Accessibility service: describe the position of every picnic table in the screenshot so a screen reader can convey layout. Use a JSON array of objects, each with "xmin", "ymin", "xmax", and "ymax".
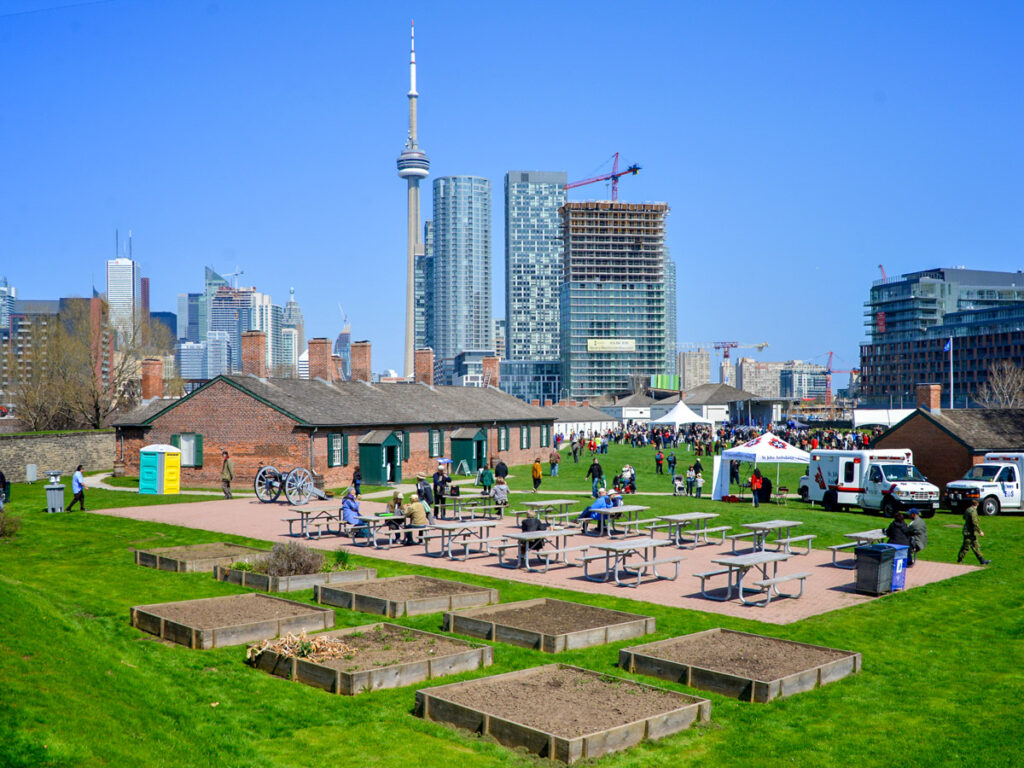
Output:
[
  {"xmin": 356, "ymin": 513, "xmax": 404, "ymax": 549},
  {"xmin": 423, "ymin": 520, "xmax": 500, "ymax": 561},
  {"xmin": 735, "ymin": 519, "xmax": 806, "ymax": 553},
  {"xmin": 522, "ymin": 498, "xmax": 580, "ymax": 517},
  {"xmin": 444, "ymin": 496, "xmax": 503, "ymax": 520},
  {"xmin": 654, "ymin": 512, "xmax": 723, "ymax": 549},
  {"xmin": 828, "ymin": 528, "xmax": 887, "ymax": 568},
  {"xmin": 582, "ymin": 537, "xmax": 681, "ymax": 586},
  {"xmin": 283, "ymin": 502, "xmax": 343, "ymax": 539},
  {"xmin": 499, "ymin": 528, "xmax": 578, "ymax": 572},
  {"xmin": 701, "ymin": 551, "xmax": 806, "ymax": 606},
  {"xmin": 580, "ymin": 504, "xmax": 649, "ymax": 538}
]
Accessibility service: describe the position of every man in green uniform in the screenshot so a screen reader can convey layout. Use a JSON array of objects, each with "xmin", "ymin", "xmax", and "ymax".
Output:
[
  {"xmin": 220, "ymin": 451, "xmax": 234, "ymax": 499},
  {"xmin": 957, "ymin": 499, "xmax": 991, "ymax": 565}
]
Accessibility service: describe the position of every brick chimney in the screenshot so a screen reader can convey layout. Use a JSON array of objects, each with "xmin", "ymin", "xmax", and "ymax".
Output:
[
  {"xmin": 141, "ymin": 358, "xmax": 163, "ymax": 400},
  {"xmin": 482, "ymin": 356, "xmax": 500, "ymax": 387},
  {"xmin": 308, "ymin": 337, "xmax": 333, "ymax": 382},
  {"xmin": 531, "ymin": 399, "xmax": 541, "ymax": 406},
  {"xmin": 916, "ymin": 383, "xmax": 942, "ymax": 412},
  {"xmin": 241, "ymin": 331, "xmax": 268, "ymax": 378},
  {"xmin": 332, "ymin": 355, "xmax": 346, "ymax": 382},
  {"xmin": 415, "ymin": 348, "xmax": 434, "ymax": 385},
  {"xmin": 543, "ymin": 400, "xmax": 552, "ymax": 407},
  {"xmin": 351, "ymin": 341, "xmax": 372, "ymax": 382}
]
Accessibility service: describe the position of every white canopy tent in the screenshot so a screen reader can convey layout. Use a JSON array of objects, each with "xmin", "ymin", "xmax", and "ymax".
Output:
[
  {"xmin": 853, "ymin": 409, "xmax": 914, "ymax": 429},
  {"xmin": 711, "ymin": 432, "xmax": 811, "ymax": 500},
  {"xmin": 650, "ymin": 402, "xmax": 712, "ymax": 427}
]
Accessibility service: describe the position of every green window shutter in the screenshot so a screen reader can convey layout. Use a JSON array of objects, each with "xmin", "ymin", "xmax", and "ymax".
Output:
[
  {"xmin": 428, "ymin": 429, "xmax": 436, "ymax": 457},
  {"xmin": 194, "ymin": 434, "xmax": 204, "ymax": 467},
  {"xmin": 342, "ymin": 434, "xmax": 349, "ymax": 466},
  {"xmin": 439, "ymin": 430, "xmax": 445, "ymax": 457},
  {"xmin": 403, "ymin": 430, "xmax": 411, "ymax": 460},
  {"xmin": 170, "ymin": 434, "xmax": 180, "ymax": 449},
  {"xmin": 503, "ymin": 426, "xmax": 509, "ymax": 451},
  {"xmin": 528, "ymin": 426, "xmax": 532, "ymax": 449},
  {"xmin": 327, "ymin": 433, "xmax": 337, "ymax": 468}
]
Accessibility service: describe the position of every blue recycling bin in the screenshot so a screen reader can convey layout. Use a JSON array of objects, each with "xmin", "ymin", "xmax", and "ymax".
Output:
[{"xmin": 878, "ymin": 543, "xmax": 909, "ymax": 591}]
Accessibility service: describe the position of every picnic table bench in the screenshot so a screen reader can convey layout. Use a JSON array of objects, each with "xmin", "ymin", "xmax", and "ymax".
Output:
[
  {"xmin": 282, "ymin": 504, "xmax": 345, "ymax": 538},
  {"xmin": 700, "ymin": 551, "xmax": 800, "ymax": 607},
  {"xmin": 828, "ymin": 529, "xmax": 886, "ymax": 568}
]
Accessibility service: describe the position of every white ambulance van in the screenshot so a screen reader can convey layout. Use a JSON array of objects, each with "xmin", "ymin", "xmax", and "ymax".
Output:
[
  {"xmin": 945, "ymin": 453, "xmax": 1024, "ymax": 515},
  {"xmin": 798, "ymin": 449, "xmax": 940, "ymax": 517}
]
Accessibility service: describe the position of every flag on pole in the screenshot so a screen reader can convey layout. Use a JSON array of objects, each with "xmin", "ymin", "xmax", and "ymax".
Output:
[{"xmin": 943, "ymin": 338, "xmax": 951, "ymax": 352}]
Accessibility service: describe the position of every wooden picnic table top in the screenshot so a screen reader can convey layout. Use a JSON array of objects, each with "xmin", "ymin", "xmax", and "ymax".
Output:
[
  {"xmin": 657, "ymin": 512, "xmax": 719, "ymax": 522},
  {"xmin": 712, "ymin": 551, "xmax": 791, "ymax": 568},
  {"xmin": 741, "ymin": 519, "xmax": 803, "ymax": 532}
]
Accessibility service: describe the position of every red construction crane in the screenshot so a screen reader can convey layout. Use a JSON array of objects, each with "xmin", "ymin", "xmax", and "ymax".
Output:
[
  {"xmin": 713, "ymin": 341, "xmax": 769, "ymax": 359},
  {"xmin": 825, "ymin": 351, "xmax": 860, "ymax": 406},
  {"xmin": 564, "ymin": 153, "xmax": 641, "ymax": 201},
  {"xmin": 878, "ymin": 264, "xmax": 887, "ymax": 280}
]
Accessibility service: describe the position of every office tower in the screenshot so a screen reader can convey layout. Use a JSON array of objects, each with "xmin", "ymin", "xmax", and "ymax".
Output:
[
  {"xmin": 499, "ymin": 359, "xmax": 562, "ymax": 404},
  {"xmin": 0, "ymin": 277, "xmax": 15, "ymax": 329},
  {"xmin": 209, "ymin": 287, "xmax": 252, "ymax": 371},
  {"xmin": 334, "ymin": 324, "xmax": 352, "ymax": 380},
  {"xmin": 298, "ymin": 348, "xmax": 309, "ymax": 379},
  {"xmin": 414, "ymin": 220, "xmax": 433, "ymax": 349},
  {"xmin": 432, "ymin": 176, "xmax": 493, "ymax": 377},
  {"xmin": 176, "ymin": 292, "xmax": 202, "ymax": 342},
  {"xmin": 679, "ymin": 347, "xmax": 712, "ymax": 389},
  {"xmin": 720, "ymin": 360, "xmax": 735, "ymax": 386},
  {"xmin": 249, "ymin": 291, "xmax": 282, "ymax": 372},
  {"xmin": 206, "ymin": 331, "xmax": 230, "ymax": 378},
  {"xmin": 504, "ymin": 171, "xmax": 567, "ymax": 361},
  {"xmin": 140, "ymin": 277, "xmax": 150, "ymax": 322},
  {"xmin": 664, "ymin": 255, "xmax": 677, "ymax": 375},
  {"xmin": 493, "ymin": 318, "xmax": 506, "ymax": 359},
  {"xmin": 780, "ymin": 364, "xmax": 828, "ymax": 400},
  {"xmin": 396, "ymin": 22, "xmax": 430, "ymax": 378},
  {"xmin": 559, "ymin": 202, "xmax": 670, "ymax": 399},
  {"xmin": 150, "ymin": 311, "xmax": 177, "ymax": 341},
  {"xmin": 106, "ymin": 257, "xmax": 142, "ymax": 344},
  {"xmin": 282, "ymin": 287, "xmax": 305, "ymax": 356},
  {"xmin": 861, "ymin": 267, "xmax": 1024, "ymax": 405},
  {"xmin": 200, "ymin": 267, "xmax": 229, "ymax": 342},
  {"xmin": 176, "ymin": 341, "xmax": 207, "ymax": 379},
  {"xmin": 280, "ymin": 327, "xmax": 299, "ymax": 376}
]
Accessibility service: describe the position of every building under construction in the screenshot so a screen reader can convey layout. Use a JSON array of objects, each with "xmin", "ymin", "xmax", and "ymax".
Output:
[{"xmin": 559, "ymin": 201, "xmax": 673, "ymax": 399}]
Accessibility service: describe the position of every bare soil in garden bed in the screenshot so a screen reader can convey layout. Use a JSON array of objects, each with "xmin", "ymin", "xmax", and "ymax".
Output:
[
  {"xmin": 464, "ymin": 602, "xmax": 639, "ymax": 635},
  {"xmin": 297, "ymin": 625, "xmax": 473, "ymax": 673},
  {"xmin": 140, "ymin": 542, "xmax": 264, "ymax": 560},
  {"xmin": 437, "ymin": 665, "xmax": 689, "ymax": 738},
  {"xmin": 145, "ymin": 593, "xmax": 319, "ymax": 629},
  {"xmin": 651, "ymin": 631, "xmax": 851, "ymax": 680},
  {"xmin": 346, "ymin": 576, "xmax": 483, "ymax": 601}
]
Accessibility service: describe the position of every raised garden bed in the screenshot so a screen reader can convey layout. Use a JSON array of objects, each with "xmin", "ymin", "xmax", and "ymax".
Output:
[
  {"xmin": 131, "ymin": 593, "xmax": 334, "ymax": 649},
  {"xmin": 213, "ymin": 565, "xmax": 377, "ymax": 593},
  {"xmin": 134, "ymin": 542, "xmax": 269, "ymax": 573},
  {"xmin": 249, "ymin": 622, "xmax": 493, "ymax": 695},
  {"xmin": 416, "ymin": 664, "xmax": 710, "ymax": 764},
  {"xmin": 619, "ymin": 628, "xmax": 861, "ymax": 703},
  {"xmin": 444, "ymin": 598, "xmax": 655, "ymax": 653},
  {"xmin": 314, "ymin": 575, "xmax": 498, "ymax": 617}
]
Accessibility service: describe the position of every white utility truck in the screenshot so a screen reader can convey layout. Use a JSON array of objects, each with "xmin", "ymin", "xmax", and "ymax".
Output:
[
  {"xmin": 798, "ymin": 449, "xmax": 940, "ymax": 517},
  {"xmin": 945, "ymin": 453, "xmax": 1024, "ymax": 516}
]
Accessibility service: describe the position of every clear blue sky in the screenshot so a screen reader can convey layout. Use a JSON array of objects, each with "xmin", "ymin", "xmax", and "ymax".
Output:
[{"xmin": 2, "ymin": 1, "xmax": 1022, "ymax": 380}]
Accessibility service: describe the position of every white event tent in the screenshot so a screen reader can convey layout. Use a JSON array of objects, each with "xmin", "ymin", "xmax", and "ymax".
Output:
[
  {"xmin": 650, "ymin": 402, "xmax": 712, "ymax": 427},
  {"xmin": 711, "ymin": 432, "xmax": 811, "ymax": 500}
]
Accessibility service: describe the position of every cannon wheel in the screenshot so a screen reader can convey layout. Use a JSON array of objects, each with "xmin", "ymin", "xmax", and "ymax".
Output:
[
  {"xmin": 285, "ymin": 467, "xmax": 315, "ymax": 505},
  {"xmin": 254, "ymin": 465, "xmax": 283, "ymax": 503}
]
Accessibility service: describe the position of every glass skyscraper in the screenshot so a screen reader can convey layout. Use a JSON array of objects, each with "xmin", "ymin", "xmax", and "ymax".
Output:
[
  {"xmin": 106, "ymin": 257, "xmax": 141, "ymax": 345},
  {"xmin": 504, "ymin": 171, "xmax": 566, "ymax": 361},
  {"xmin": 414, "ymin": 220, "xmax": 433, "ymax": 350},
  {"xmin": 431, "ymin": 176, "xmax": 492, "ymax": 367}
]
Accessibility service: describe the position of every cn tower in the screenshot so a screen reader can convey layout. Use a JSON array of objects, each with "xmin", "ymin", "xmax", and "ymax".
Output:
[{"xmin": 396, "ymin": 21, "xmax": 429, "ymax": 379}]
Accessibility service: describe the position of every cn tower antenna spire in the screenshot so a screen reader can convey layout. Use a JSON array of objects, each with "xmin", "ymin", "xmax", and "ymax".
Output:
[{"xmin": 397, "ymin": 21, "xmax": 430, "ymax": 379}]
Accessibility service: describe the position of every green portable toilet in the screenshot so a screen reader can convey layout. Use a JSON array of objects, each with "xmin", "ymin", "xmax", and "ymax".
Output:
[
  {"xmin": 357, "ymin": 431, "xmax": 403, "ymax": 485},
  {"xmin": 139, "ymin": 444, "xmax": 181, "ymax": 495},
  {"xmin": 449, "ymin": 428, "xmax": 487, "ymax": 476}
]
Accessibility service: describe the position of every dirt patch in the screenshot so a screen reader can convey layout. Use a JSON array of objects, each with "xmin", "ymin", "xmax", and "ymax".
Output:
[
  {"xmin": 304, "ymin": 625, "xmax": 473, "ymax": 673},
  {"xmin": 437, "ymin": 665, "xmax": 691, "ymax": 739},
  {"xmin": 143, "ymin": 593, "xmax": 320, "ymax": 629},
  {"xmin": 649, "ymin": 630, "xmax": 850, "ymax": 680},
  {"xmin": 464, "ymin": 601, "xmax": 638, "ymax": 636},
  {"xmin": 346, "ymin": 576, "xmax": 482, "ymax": 601},
  {"xmin": 142, "ymin": 542, "xmax": 261, "ymax": 560}
]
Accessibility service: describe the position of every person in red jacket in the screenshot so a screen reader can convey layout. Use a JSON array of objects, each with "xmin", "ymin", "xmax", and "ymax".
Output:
[{"xmin": 750, "ymin": 468, "xmax": 763, "ymax": 508}]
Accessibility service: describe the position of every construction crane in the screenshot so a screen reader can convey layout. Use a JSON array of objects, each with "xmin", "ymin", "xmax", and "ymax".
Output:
[
  {"xmin": 824, "ymin": 351, "xmax": 860, "ymax": 406},
  {"xmin": 878, "ymin": 264, "xmax": 887, "ymax": 281},
  {"xmin": 564, "ymin": 153, "xmax": 641, "ymax": 201},
  {"xmin": 221, "ymin": 266, "xmax": 244, "ymax": 290},
  {"xmin": 713, "ymin": 341, "xmax": 769, "ymax": 359}
]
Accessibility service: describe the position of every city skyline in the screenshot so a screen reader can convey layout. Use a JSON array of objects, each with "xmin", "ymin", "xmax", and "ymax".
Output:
[{"xmin": 3, "ymin": 2, "xmax": 1023, "ymax": 378}]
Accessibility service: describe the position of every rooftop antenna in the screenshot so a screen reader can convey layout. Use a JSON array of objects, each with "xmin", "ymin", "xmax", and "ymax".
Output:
[
  {"xmin": 338, "ymin": 303, "xmax": 349, "ymax": 325},
  {"xmin": 115, "ymin": 228, "xmax": 119, "ymax": 258},
  {"xmin": 128, "ymin": 229, "xmax": 133, "ymax": 259}
]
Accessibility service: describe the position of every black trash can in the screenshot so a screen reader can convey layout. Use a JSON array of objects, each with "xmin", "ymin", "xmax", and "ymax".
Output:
[{"xmin": 855, "ymin": 543, "xmax": 896, "ymax": 595}]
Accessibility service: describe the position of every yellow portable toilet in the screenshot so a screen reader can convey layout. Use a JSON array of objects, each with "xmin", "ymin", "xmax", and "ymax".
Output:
[{"xmin": 139, "ymin": 444, "xmax": 181, "ymax": 495}]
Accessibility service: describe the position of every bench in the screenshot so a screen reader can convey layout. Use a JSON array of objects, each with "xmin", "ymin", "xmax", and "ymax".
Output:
[
  {"xmin": 726, "ymin": 531, "xmax": 758, "ymax": 553},
  {"xmin": 771, "ymin": 534, "xmax": 817, "ymax": 555},
  {"xmin": 828, "ymin": 541, "xmax": 859, "ymax": 569},
  {"xmin": 581, "ymin": 553, "xmax": 611, "ymax": 581},
  {"xmin": 615, "ymin": 554, "xmax": 686, "ymax": 587},
  {"xmin": 636, "ymin": 521, "xmax": 676, "ymax": 538},
  {"xmin": 750, "ymin": 571, "xmax": 810, "ymax": 604},
  {"xmin": 422, "ymin": 530, "xmax": 472, "ymax": 558},
  {"xmin": 677, "ymin": 525, "xmax": 732, "ymax": 548},
  {"xmin": 693, "ymin": 568, "xmax": 733, "ymax": 599}
]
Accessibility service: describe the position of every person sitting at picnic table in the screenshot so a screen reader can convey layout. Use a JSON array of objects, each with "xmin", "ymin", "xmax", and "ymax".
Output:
[
  {"xmin": 608, "ymin": 490, "xmax": 624, "ymax": 507},
  {"xmin": 907, "ymin": 507, "xmax": 927, "ymax": 566},
  {"xmin": 491, "ymin": 477, "xmax": 509, "ymax": 510},
  {"xmin": 384, "ymin": 492, "xmax": 406, "ymax": 530},
  {"xmin": 479, "ymin": 464, "xmax": 494, "ymax": 496},
  {"xmin": 403, "ymin": 494, "xmax": 431, "ymax": 545},
  {"xmin": 576, "ymin": 489, "xmax": 614, "ymax": 522},
  {"xmin": 342, "ymin": 489, "xmax": 370, "ymax": 538},
  {"xmin": 885, "ymin": 510, "xmax": 912, "ymax": 547},
  {"xmin": 519, "ymin": 509, "xmax": 548, "ymax": 555}
]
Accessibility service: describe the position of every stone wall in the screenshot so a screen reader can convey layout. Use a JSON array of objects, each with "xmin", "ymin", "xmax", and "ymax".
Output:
[{"xmin": 0, "ymin": 430, "xmax": 115, "ymax": 481}]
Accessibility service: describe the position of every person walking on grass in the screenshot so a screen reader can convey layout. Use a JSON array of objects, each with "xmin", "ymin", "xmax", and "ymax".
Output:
[
  {"xmin": 957, "ymin": 499, "xmax": 991, "ymax": 565},
  {"xmin": 549, "ymin": 449, "xmax": 561, "ymax": 477},
  {"xmin": 479, "ymin": 464, "xmax": 494, "ymax": 495},
  {"xmin": 750, "ymin": 468, "xmax": 763, "ymax": 508},
  {"xmin": 531, "ymin": 458, "xmax": 543, "ymax": 492},
  {"xmin": 655, "ymin": 449, "xmax": 664, "ymax": 475},
  {"xmin": 586, "ymin": 458, "xmax": 604, "ymax": 498},
  {"xmin": 67, "ymin": 464, "xmax": 86, "ymax": 511},
  {"xmin": 220, "ymin": 451, "xmax": 234, "ymax": 499},
  {"xmin": 695, "ymin": 471, "xmax": 705, "ymax": 498}
]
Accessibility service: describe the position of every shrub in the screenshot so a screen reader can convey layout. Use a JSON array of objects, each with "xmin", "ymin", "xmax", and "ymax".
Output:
[
  {"xmin": 326, "ymin": 548, "xmax": 352, "ymax": 572},
  {"xmin": 0, "ymin": 511, "xmax": 21, "ymax": 540},
  {"xmin": 230, "ymin": 560, "xmax": 255, "ymax": 572},
  {"xmin": 253, "ymin": 542, "xmax": 324, "ymax": 577}
]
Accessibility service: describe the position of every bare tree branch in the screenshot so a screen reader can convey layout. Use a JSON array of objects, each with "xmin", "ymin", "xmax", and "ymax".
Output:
[{"xmin": 974, "ymin": 360, "xmax": 1024, "ymax": 408}]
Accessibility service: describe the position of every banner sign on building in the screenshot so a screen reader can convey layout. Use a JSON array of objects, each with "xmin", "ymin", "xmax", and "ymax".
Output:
[
  {"xmin": 587, "ymin": 338, "xmax": 636, "ymax": 352},
  {"xmin": 876, "ymin": 312, "xmax": 886, "ymax": 334}
]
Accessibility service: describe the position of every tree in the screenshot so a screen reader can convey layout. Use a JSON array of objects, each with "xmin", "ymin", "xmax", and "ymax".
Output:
[{"xmin": 974, "ymin": 360, "xmax": 1024, "ymax": 408}]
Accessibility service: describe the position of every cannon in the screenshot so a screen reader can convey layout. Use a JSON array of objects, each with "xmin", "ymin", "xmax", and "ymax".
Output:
[{"xmin": 253, "ymin": 465, "xmax": 327, "ymax": 505}]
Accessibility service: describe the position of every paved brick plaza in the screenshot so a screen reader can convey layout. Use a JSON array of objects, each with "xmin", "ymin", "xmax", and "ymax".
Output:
[{"xmin": 94, "ymin": 497, "xmax": 977, "ymax": 625}]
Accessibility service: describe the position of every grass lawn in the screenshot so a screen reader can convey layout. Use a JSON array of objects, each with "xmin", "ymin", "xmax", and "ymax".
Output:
[{"xmin": 1, "ymin": 462, "xmax": 1021, "ymax": 768}]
